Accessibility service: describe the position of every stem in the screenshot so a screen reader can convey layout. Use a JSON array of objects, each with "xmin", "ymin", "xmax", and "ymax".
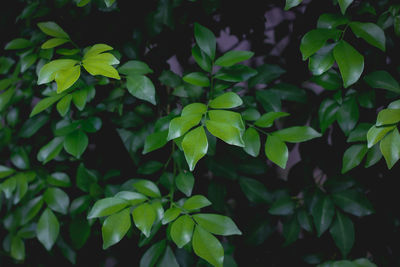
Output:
[{"xmin": 247, "ymin": 122, "xmax": 270, "ymax": 136}]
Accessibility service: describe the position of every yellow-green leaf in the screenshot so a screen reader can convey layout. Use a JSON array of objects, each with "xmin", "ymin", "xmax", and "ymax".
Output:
[
  {"xmin": 55, "ymin": 65, "xmax": 81, "ymax": 93},
  {"xmin": 41, "ymin": 38, "xmax": 69, "ymax": 49},
  {"xmin": 182, "ymin": 126, "xmax": 208, "ymax": 171}
]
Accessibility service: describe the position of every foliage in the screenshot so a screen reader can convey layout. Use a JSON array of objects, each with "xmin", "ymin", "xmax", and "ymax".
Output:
[{"xmin": 1, "ymin": 0, "xmax": 400, "ymax": 266}]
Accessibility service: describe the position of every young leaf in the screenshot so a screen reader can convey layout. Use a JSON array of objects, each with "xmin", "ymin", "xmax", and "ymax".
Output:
[
  {"xmin": 56, "ymin": 94, "xmax": 72, "ymax": 116},
  {"xmin": 312, "ymin": 195, "xmax": 335, "ymax": 237},
  {"xmin": 194, "ymin": 23, "xmax": 216, "ymax": 60},
  {"xmin": 38, "ymin": 59, "xmax": 78, "ymax": 85},
  {"xmin": 349, "ymin": 22, "xmax": 385, "ymax": 51},
  {"xmin": 162, "ymin": 208, "xmax": 181, "ymax": 225},
  {"xmin": 83, "ymin": 44, "xmax": 113, "ymax": 58},
  {"xmin": 243, "ymin": 127, "xmax": 261, "ymax": 157},
  {"xmin": 376, "ymin": 109, "xmax": 400, "ymax": 126},
  {"xmin": 193, "ymin": 214, "xmax": 242, "ymax": 236},
  {"xmin": 126, "ymin": 74, "xmax": 156, "ymax": 105},
  {"xmin": 215, "ymin": 50, "xmax": 254, "ymax": 67},
  {"xmin": 171, "ymin": 215, "xmax": 195, "ymax": 248},
  {"xmin": 209, "ymin": 92, "xmax": 243, "ymax": 109},
  {"xmin": 338, "ymin": 0, "xmax": 354, "ymax": 14},
  {"xmin": 37, "ymin": 21, "xmax": 70, "ymax": 39},
  {"xmin": 329, "ymin": 211, "xmax": 355, "ymax": 257},
  {"xmin": 333, "ymin": 40, "xmax": 364, "ymax": 88},
  {"xmin": 41, "ymin": 38, "xmax": 69, "ymax": 49},
  {"xmin": 36, "ymin": 208, "xmax": 60, "ymax": 251},
  {"xmin": 132, "ymin": 180, "xmax": 161, "ymax": 198},
  {"xmin": 367, "ymin": 125, "xmax": 395, "ymax": 148},
  {"xmin": 182, "ymin": 126, "xmax": 208, "ymax": 171},
  {"xmin": 132, "ymin": 203, "xmax": 156, "ymax": 237},
  {"xmin": 332, "ymin": 189, "xmax": 374, "ymax": 217},
  {"xmin": 341, "ymin": 144, "xmax": 368, "ymax": 173},
  {"xmin": 183, "ymin": 72, "xmax": 210, "ymax": 87},
  {"xmin": 167, "ymin": 114, "xmax": 202, "ymax": 140},
  {"xmin": 182, "ymin": 195, "xmax": 212, "ymax": 211},
  {"xmin": 83, "ymin": 58, "xmax": 120, "ymax": 80},
  {"xmin": 254, "ymin": 112, "xmax": 290, "ymax": 128},
  {"xmin": 63, "ymin": 130, "xmax": 88, "ymax": 158},
  {"xmin": 364, "ymin": 71, "xmax": 400, "ymax": 94},
  {"xmin": 37, "ymin": 137, "xmax": 65, "ymax": 164},
  {"xmin": 265, "ymin": 135, "xmax": 288, "ymax": 169},
  {"xmin": 192, "ymin": 226, "xmax": 224, "ymax": 267},
  {"xmin": 380, "ymin": 127, "xmax": 400, "ymax": 169},
  {"xmin": 181, "ymin": 103, "xmax": 208, "ymax": 116},
  {"xmin": 214, "ymin": 65, "xmax": 257, "ymax": 82},
  {"xmin": 273, "ymin": 126, "xmax": 321, "ymax": 143},
  {"xmin": 55, "ymin": 65, "xmax": 81, "ymax": 93},
  {"xmin": 102, "ymin": 208, "xmax": 131, "ymax": 249},
  {"xmin": 87, "ymin": 197, "xmax": 129, "ymax": 219},
  {"xmin": 175, "ymin": 171, "xmax": 195, "ymax": 197}
]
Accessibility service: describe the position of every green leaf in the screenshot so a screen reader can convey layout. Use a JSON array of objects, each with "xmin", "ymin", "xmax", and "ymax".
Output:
[
  {"xmin": 171, "ymin": 215, "xmax": 195, "ymax": 248},
  {"xmin": 342, "ymin": 144, "xmax": 368, "ymax": 173},
  {"xmin": 194, "ymin": 23, "xmax": 216, "ymax": 60},
  {"xmin": 0, "ymin": 165, "xmax": 15, "ymax": 179},
  {"xmin": 72, "ymin": 88, "xmax": 88, "ymax": 111},
  {"xmin": 265, "ymin": 134, "xmax": 288, "ymax": 168},
  {"xmin": 83, "ymin": 58, "xmax": 120, "ymax": 80},
  {"xmin": 192, "ymin": 45, "xmax": 212, "ymax": 72},
  {"xmin": 329, "ymin": 211, "xmax": 355, "ymax": 257},
  {"xmin": 55, "ymin": 65, "xmax": 81, "ymax": 93},
  {"xmin": 214, "ymin": 65, "xmax": 257, "ymax": 82},
  {"xmin": 338, "ymin": 0, "xmax": 354, "ymax": 14},
  {"xmin": 215, "ymin": 50, "xmax": 254, "ymax": 67},
  {"xmin": 254, "ymin": 112, "xmax": 290, "ymax": 128},
  {"xmin": 273, "ymin": 126, "xmax": 321, "ymax": 143},
  {"xmin": 283, "ymin": 216, "xmax": 300, "ymax": 246},
  {"xmin": 311, "ymin": 69, "xmax": 342, "ymax": 91},
  {"xmin": 83, "ymin": 44, "xmax": 112, "ymax": 58},
  {"xmin": 5, "ymin": 38, "xmax": 33, "ymax": 50},
  {"xmin": 132, "ymin": 203, "xmax": 156, "ymax": 237},
  {"xmin": 114, "ymin": 191, "xmax": 148, "ymax": 205},
  {"xmin": 104, "ymin": 0, "xmax": 116, "ymax": 7},
  {"xmin": 367, "ymin": 125, "xmax": 395, "ymax": 148},
  {"xmin": 37, "ymin": 59, "xmax": 78, "ymax": 85},
  {"xmin": 349, "ymin": 22, "xmax": 385, "ymax": 51},
  {"xmin": 63, "ymin": 130, "xmax": 88, "ymax": 158},
  {"xmin": 248, "ymin": 64, "xmax": 285, "ymax": 87},
  {"xmin": 132, "ymin": 179, "xmax": 161, "ymax": 198},
  {"xmin": 182, "ymin": 195, "xmax": 212, "ymax": 211},
  {"xmin": 19, "ymin": 114, "xmax": 49, "ymax": 138},
  {"xmin": 21, "ymin": 53, "xmax": 38, "ymax": 73},
  {"xmin": 193, "ymin": 214, "xmax": 241, "ymax": 236},
  {"xmin": 44, "ymin": 187, "xmax": 70, "ymax": 214},
  {"xmin": 206, "ymin": 120, "xmax": 244, "ymax": 147},
  {"xmin": 332, "ymin": 189, "xmax": 374, "ymax": 217},
  {"xmin": 309, "ymin": 49, "xmax": 335, "ymax": 76},
  {"xmin": 56, "ymin": 94, "xmax": 72, "ymax": 116},
  {"xmin": 333, "ymin": 40, "xmax": 364, "ymax": 88},
  {"xmin": 36, "ymin": 208, "xmax": 60, "ymax": 251},
  {"xmin": 300, "ymin": 29, "xmax": 339, "ymax": 60},
  {"xmin": 87, "ymin": 197, "xmax": 129, "ymax": 219},
  {"xmin": 268, "ymin": 196, "xmax": 295, "ymax": 215},
  {"xmin": 167, "ymin": 114, "xmax": 202, "ymax": 140},
  {"xmin": 243, "ymin": 127, "xmax": 261, "ymax": 157},
  {"xmin": 137, "ymin": 161, "xmax": 163, "ymax": 175},
  {"xmin": 380, "ymin": 127, "xmax": 400, "ymax": 169},
  {"xmin": 183, "ymin": 72, "xmax": 210, "ymax": 87},
  {"xmin": 30, "ymin": 94, "xmax": 64, "ymax": 117},
  {"xmin": 176, "ymin": 171, "xmax": 195, "ymax": 197},
  {"xmin": 182, "ymin": 126, "xmax": 208, "ymax": 171},
  {"xmin": 0, "ymin": 87, "xmax": 15, "ymax": 112},
  {"xmin": 10, "ymin": 147, "xmax": 30, "ymax": 170},
  {"xmin": 317, "ymin": 13, "xmax": 349, "ymax": 29},
  {"xmin": 143, "ymin": 130, "xmax": 168, "ymax": 154},
  {"xmin": 37, "ymin": 21, "xmax": 70, "ymax": 39},
  {"xmin": 284, "ymin": 0, "xmax": 302, "ymax": 10},
  {"xmin": 353, "ymin": 259, "xmax": 377, "ymax": 267},
  {"xmin": 11, "ymin": 236, "xmax": 25, "ymax": 260},
  {"xmin": 118, "ymin": 60, "xmax": 153, "ymax": 76},
  {"xmin": 192, "ymin": 226, "xmax": 224, "ymax": 267},
  {"xmin": 157, "ymin": 246, "xmax": 179, "ymax": 267},
  {"xmin": 162, "ymin": 208, "xmax": 181, "ymax": 225},
  {"xmin": 126, "ymin": 74, "xmax": 156, "ymax": 105},
  {"xmin": 208, "ymin": 110, "xmax": 244, "ymax": 131},
  {"xmin": 37, "ymin": 137, "xmax": 65, "ymax": 164},
  {"xmin": 242, "ymin": 108, "xmax": 261, "ymax": 121},
  {"xmin": 364, "ymin": 71, "xmax": 400, "ymax": 94},
  {"xmin": 48, "ymin": 172, "xmax": 71, "ymax": 187},
  {"xmin": 239, "ymin": 177, "xmax": 272, "ymax": 204},
  {"xmin": 181, "ymin": 103, "xmax": 207, "ymax": 116},
  {"xmin": 41, "ymin": 38, "xmax": 69, "ymax": 49},
  {"xmin": 312, "ymin": 195, "xmax": 335, "ymax": 237},
  {"xmin": 376, "ymin": 109, "xmax": 400, "ymax": 126},
  {"xmin": 297, "ymin": 209, "xmax": 313, "ymax": 232},
  {"xmin": 365, "ymin": 144, "xmax": 382, "ymax": 168},
  {"xmin": 347, "ymin": 123, "xmax": 372, "ymax": 142},
  {"xmin": 139, "ymin": 240, "xmax": 166, "ymax": 267},
  {"xmin": 102, "ymin": 208, "xmax": 131, "ymax": 249},
  {"xmin": 209, "ymin": 92, "xmax": 243, "ymax": 109}
]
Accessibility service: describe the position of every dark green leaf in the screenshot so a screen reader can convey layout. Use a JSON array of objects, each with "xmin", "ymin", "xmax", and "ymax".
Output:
[
  {"xmin": 349, "ymin": 22, "xmax": 385, "ymax": 51},
  {"xmin": 102, "ymin": 208, "xmax": 131, "ymax": 249},
  {"xmin": 309, "ymin": 49, "xmax": 335, "ymax": 76},
  {"xmin": 126, "ymin": 74, "xmax": 156, "ymax": 105},
  {"xmin": 248, "ymin": 64, "xmax": 285, "ymax": 87},
  {"xmin": 332, "ymin": 189, "xmax": 374, "ymax": 217},
  {"xmin": 44, "ymin": 187, "xmax": 70, "ymax": 214},
  {"xmin": 341, "ymin": 144, "xmax": 368, "ymax": 173},
  {"xmin": 194, "ymin": 23, "xmax": 216, "ymax": 59},
  {"xmin": 297, "ymin": 209, "xmax": 313, "ymax": 232},
  {"xmin": 36, "ymin": 208, "xmax": 60, "ymax": 251},
  {"xmin": 5, "ymin": 38, "xmax": 33, "ymax": 50},
  {"xmin": 329, "ymin": 211, "xmax": 355, "ymax": 257},
  {"xmin": 214, "ymin": 65, "xmax": 257, "ymax": 82},
  {"xmin": 192, "ymin": 45, "xmax": 212, "ymax": 72},
  {"xmin": 268, "ymin": 196, "xmax": 295, "ymax": 215},
  {"xmin": 365, "ymin": 144, "xmax": 382, "ymax": 168},
  {"xmin": 215, "ymin": 50, "xmax": 254, "ymax": 67},
  {"xmin": 338, "ymin": 0, "xmax": 354, "ymax": 14},
  {"xmin": 119, "ymin": 60, "xmax": 153, "ymax": 76},
  {"xmin": 255, "ymin": 112, "xmax": 290, "ymax": 128},
  {"xmin": 300, "ymin": 29, "xmax": 339, "ymax": 60},
  {"xmin": 143, "ymin": 130, "xmax": 168, "ymax": 154},
  {"xmin": 63, "ymin": 130, "xmax": 88, "ymax": 158},
  {"xmin": 87, "ymin": 197, "xmax": 128, "ymax": 219},
  {"xmin": 162, "ymin": 207, "xmax": 181, "ymax": 225},
  {"xmin": 347, "ymin": 123, "xmax": 372, "ymax": 142},
  {"xmin": 69, "ymin": 217, "xmax": 90, "ymax": 249},
  {"xmin": 239, "ymin": 177, "xmax": 272, "ymax": 204},
  {"xmin": 10, "ymin": 147, "xmax": 30, "ymax": 170},
  {"xmin": 284, "ymin": 0, "xmax": 302, "ymax": 10},
  {"xmin": 364, "ymin": 71, "xmax": 400, "ymax": 94},
  {"xmin": 312, "ymin": 195, "xmax": 335, "ymax": 236},
  {"xmin": 283, "ymin": 216, "xmax": 300, "ymax": 246},
  {"xmin": 139, "ymin": 240, "xmax": 166, "ymax": 267},
  {"xmin": 37, "ymin": 137, "xmax": 65, "ymax": 164},
  {"xmin": 183, "ymin": 72, "xmax": 210, "ymax": 87},
  {"xmin": 317, "ymin": 13, "xmax": 349, "ymax": 29},
  {"xmin": 157, "ymin": 246, "xmax": 179, "ymax": 267},
  {"xmin": 193, "ymin": 214, "xmax": 242, "ymax": 235},
  {"xmin": 10, "ymin": 236, "xmax": 25, "ymax": 260},
  {"xmin": 0, "ymin": 165, "xmax": 14, "ymax": 179},
  {"xmin": 337, "ymin": 97, "xmax": 359, "ymax": 135}
]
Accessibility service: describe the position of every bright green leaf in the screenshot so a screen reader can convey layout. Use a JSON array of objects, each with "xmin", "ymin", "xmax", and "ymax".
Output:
[
  {"xmin": 215, "ymin": 50, "xmax": 254, "ymax": 67},
  {"xmin": 55, "ymin": 65, "xmax": 81, "ymax": 93},
  {"xmin": 341, "ymin": 144, "xmax": 368, "ymax": 173},
  {"xmin": 192, "ymin": 226, "xmax": 224, "ymax": 267},
  {"xmin": 171, "ymin": 215, "xmax": 195, "ymax": 248},
  {"xmin": 167, "ymin": 114, "xmax": 202, "ymax": 140},
  {"xmin": 41, "ymin": 38, "xmax": 69, "ymax": 49},
  {"xmin": 102, "ymin": 208, "xmax": 131, "ymax": 249},
  {"xmin": 30, "ymin": 94, "xmax": 64, "ymax": 117},
  {"xmin": 349, "ymin": 22, "xmax": 385, "ymax": 51},
  {"xmin": 56, "ymin": 94, "xmax": 72, "ymax": 116},
  {"xmin": 162, "ymin": 208, "xmax": 181, "ymax": 225},
  {"xmin": 11, "ymin": 236, "xmax": 25, "ymax": 260},
  {"xmin": 193, "ymin": 213, "xmax": 242, "ymax": 236},
  {"xmin": 37, "ymin": 59, "xmax": 78, "ymax": 85},
  {"xmin": 143, "ymin": 130, "xmax": 168, "ymax": 154},
  {"xmin": 182, "ymin": 126, "xmax": 208, "ymax": 171},
  {"xmin": 175, "ymin": 171, "xmax": 195, "ymax": 197},
  {"xmin": 182, "ymin": 195, "xmax": 212, "ymax": 211},
  {"xmin": 265, "ymin": 134, "xmax": 288, "ymax": 168},
  {"xmin": 5, "ymin": 38, "xmax": 33, "ymax": 50},
  {"xmin": 205, "ymin": 120, "xmax": 244, "ymax": 147},
  {"xmin": 209, "ymin": 92, "xmax": 243, "ymax": 109},
  {"xmin": 367, "ymin": 125, "xmax": 395, "ymax": 148},
  {"xmin": 132, "ymin": 203, "xmax": 156, "ymax": 237},
  {"xmin": 87, "ymin": 197, "xmax": 128, "ymax": 219},
  {"xmin": 243, "ymin": 127, "xmax": 261, "ymax": 157},
  {"xmin": 37, "ymin": 21, "xmax": 70, "ymax": 39},
  {"xmin": 192, "ymin": 44, "xmax": 212, "ymax": 72},
  {"xmin": 132, "ymin": 179, "xmax": 161, "ymax": 198},
  {"xmin": 273, "ymin": 126, "xmax": 321, "ymax": 143},
  {"xmin": 376, "ymin": 109, "xmax": 400, "ymax": 126}
]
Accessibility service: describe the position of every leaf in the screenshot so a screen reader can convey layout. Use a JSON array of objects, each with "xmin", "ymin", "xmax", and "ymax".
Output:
[
  {"xmin": 4, "ymin": 38, "xmax": 33, "ymax": 50},
  {"xmin": 333, "ymin": 41, "xmax": 364, "ymax": 88},
  {"xmin": 341, "ymin": 144, "xmax": 368, "ymax": 173},
  {"xmin": 182, "ymin": 126, "xmax": 208, "ymax": 171},
  {"xmin": 312, "ymin": 195, "xmax": 335, "ymax": 237},
  {"xmin": 11, "ymin": 236, "xmax": 25, "ymax": 260},
  {"xmin": 376, "ymin": 109, "xmax": 400, "ymax": 126},
  {"xmin": 0, "ymin": 165, "xmax": 15, "ymax": 179},
  {"xmin": 183, "ymin": 72, "xmax": 210, "ymax": 87},
  {"xmin": 206, "ymin": 120, "xmax": 244, "ymax": 147},
  {"xmin": 300, "ymin": 29, "xmax": 339, "ymax": 60},
  {"xmin": 114, "ymin": 191, "xmax": 147, "ymax": 205},
  {"xmin": 56, "ymin": 94, "xmax": 72, "ymax": 116},
  {"xmin": 21, "ymin": 53, "xmax": 38, "ymax": 73},
  {"xmin": 143, "ymin": 130, "xmax": 168, "ymax": 154},
  {"xmin": 162, "ymin": 208, "xmax": 181, "ymax": 225},
  {"xmin": 309, "ymin": 50, "xmax": 335, "ymax": 76},
  {"xmin": 69, "ymin": 217, "xmax": 90, "ymax": 249},
  {"xmin": 181, "ymin": 103, "xmax": 207, "ymax": 116},
  {"xmin": 63, "ymin": 130, "xmax": 88, "ymax": 158},
  {"xmin": 0, "ymin": 87, "xmax": 15, "ymax": 112},
  {"xmin": 118, "ymin": 60, "xmax": 153, "ymax": 76},
  {"xmin": 192, "ymin": 226, "xmax": 224, "ymax": 267},
  {"xmin": 10, "ymin": 147, "xmax": 30, "ymax": 170},
  {"xmin": 36, "ymin": 208, "xmax": 60, "ymax": 251},
  {"xmin": 265, "ymin": 134, "xmax": 288, "ymax": 168},
  {"xmin": 353, "ymin": 259, "xmax": 377, "ymax": 267},
  {"xmin": 332, "ymin": 189, "xmax": 374, "ymax": 217},
  {"xmin": 192, "ymin": 45, "xmax": 212, "ymax": 72},
  {"xmin": 329, "ymin": 211, "xmax": 355, "ymax": 257},
  {"xmin": 242, "ymin": 108, "xmax": 261, "ymax": 121},
  {"xmin": 102, "ymin": 208, "xmax": 131, "ymax": 249},
  {"xmin": 176, "ymin": 171, "xmax": 195, "ymax": 197},
  {"xmin": 72, "ymin": 88, "xmax": 88, "ymax": 111},
  {"xmin": 44, "ymin": 187, "xmax": 70, "ymax": 214},
  {"xmin": 317, "ymin": 13, "xmax": 349, "ymax": 29},
  {"xmin": 215, "ymin": 50, "xmax": 254, "ymax": 67},
  {"xmin": 367, "ymin": 125, "xmax": 395, "ymax": 148},
  {"xmin": 194, "ymin": 23, "xmax": 216, "ymax": 59},
  {"xmin": 137, "ymin": 161, "xmax": 163, "ymax": 175},
  {"xmin": 311, "ymin": 69, "xmax": 342, "ymax": 91},
  {"xmin": 273, "ymin": 126, "xmax": 321, "ymax": 143},
  {"xmin": 254, "ymin": 112, "xmax": 290, "ymax": 128},
  {"xmin": 37, "ymin": 59, "xmax": 78, "ymax": 85},
  {"xmin": 37, "ymin": 137, "xmax": 65, "ymax": 164},
  {"xmin": 30, "ymin": 94, "xmax": 65, "ymax": 117},
  {"xmin": 157, "ymin": 246, "xmax": 179, "ymax": 267},
  {"xmin": 214, "ymin": 65, "xmax": 257, "ymax": 82},
  {"xmin": 208, "ymin": 110, "xmax": 244, "ymax": 131},
  {"xmin": 55, "ymin": 65, "xmax": 81, "ymax": 93},
  {"xmin": 283, "ymin": 217, "xmax": 300, "ymax": 246},
  {"xmin": 239, "ymin": 177, "xmax": 272, "ymax": 204},
  {"xmin": 209, "ymin": 92, "xmax": 243, "ymax": 109},
  {"xmin": 139, "ymin": 240, "xmax": 166, "ymax": 267},
  {"xmin": 193, "ymin": 214, "xmax": 241, "ymax": 236},
  {"xmin": 87, "ymin": 197, "xmax": 129, "ymax": 219},
  {"xmin": 104, "ymin": 0, "xmax": 116, "ymax": 7},
  {"xmin": 347, "ymin": 123, "xmax": 372, "ymax": 142},
  {"xmin": 297, "ymin": 209, "xmax": 313, "ymax": 232},
  {"xmin": 268, "ymin": 196, "xmax": 295, "ymax": 215},
  {"xmin": 365, "ymin": 144, "xmax": 382, "ymax": 168},
  {"xmin": 243, "ymin": 127, "xmax": 261, "ymax": 157},
  {"xmin": 37, "ymin": 21, "xmax": 70, "ymax": 39},
  {"xmin": 380, "ymin": 127, "xmax": 400, "ymax": 169},
  {"xmin": 48, "ymin": 172, "xmax": 71, "ymax": 187},
  {"xmin": 83, "ymin": 58, "xmax": 120, "ymax": 80},
  {"xmin": 182, "ymin": 195, "xmax": 212, "ymax": 211},
  {"xmin": 83, "ymin": 44, "xmax": 113, "ymax": 59},
  {"xmin": 364, "ymin": 71, "xmax": 400, "ymax": 94},
  {"xmin": 167, "ymin": 114, "xmax": 202, "ymax": 140},
  {"xmin": 41, "ymin": 38, "xmax": 69, "ymax": 49},
  {"xmin": 171, "ymin": 215, "xmax": 195, "ymax": 248},
  {"xmin": 126, "ymin": 74, "xmax": 156, "ymax": 105},
  {"xmin": 132, "ymin": 203, "xmax": 156, "ymax": 237},
  {"xmin": 338, "ymin": 0, "xmax": 354, "ymax": 14},
  {"xmin": 284, "ymin": 0, "xmax": 302, "ymax": 10},
  {"xmin": 349, "ymin": 22, "xmax": 385, "ymax": 51},
  {"xmin": 248, "ymin": 64, "xmax": 286, "ymax": 87},
  {"xmin": 132, "ymin": 180, "xmax": 161, "ymax": 198}
]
